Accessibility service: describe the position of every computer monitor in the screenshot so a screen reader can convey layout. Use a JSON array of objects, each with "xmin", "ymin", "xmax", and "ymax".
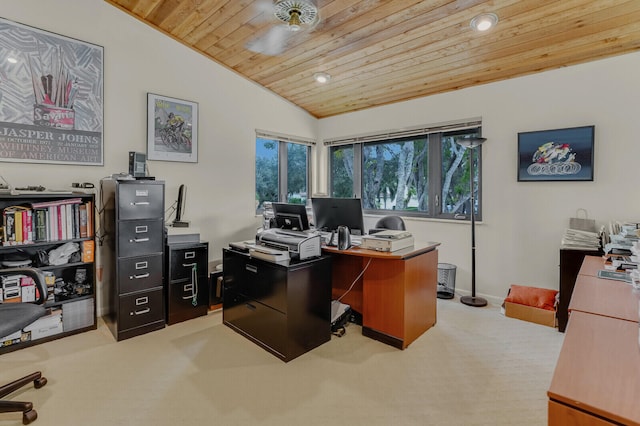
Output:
[
  {"xmin": 311, "ymin": 197, "xmax": 365, "ymax": 235},
  {"xmin": 271, "ymin": 202, "xmax": 310, "ymax": 231}
]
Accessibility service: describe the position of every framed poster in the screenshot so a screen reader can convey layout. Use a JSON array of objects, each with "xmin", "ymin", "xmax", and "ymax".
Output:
[
  {"xmin": 0, "ymin": 17, "xmax": 103, "ymax": 165},
  {"xmin": 147, "ymin": 93, "xmax": 198, "ymax": 163},
  {"xmin": 517, "ymin": 125, "xmax": 594, "ymax": 182}
]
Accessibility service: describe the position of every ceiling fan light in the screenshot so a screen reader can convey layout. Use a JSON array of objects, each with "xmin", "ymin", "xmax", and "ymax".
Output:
[
  {"xmin": 470, "ymin": 13, "xmax": 498, "ymax": 32},
  {"xmin": 313, "ymin": 72, "xmax": 331, "ymax": 84},
  {"xmin": 288, "ymin": 10, "xmax": 301, "ymax": 31}
]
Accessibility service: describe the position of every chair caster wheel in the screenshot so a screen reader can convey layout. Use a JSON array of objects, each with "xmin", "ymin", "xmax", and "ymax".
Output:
[
  {"xmin": 34, "ymin": 377, "xmax": 47, "ymax": 389},
  {"xmin": 22, "ymin": 409, "xmax": 38, "ymax": 425}
]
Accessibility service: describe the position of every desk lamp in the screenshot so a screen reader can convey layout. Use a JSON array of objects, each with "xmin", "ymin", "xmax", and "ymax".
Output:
[{"xmin": 456, "ymin": 136, "xmax": 488, "ymax": 307}]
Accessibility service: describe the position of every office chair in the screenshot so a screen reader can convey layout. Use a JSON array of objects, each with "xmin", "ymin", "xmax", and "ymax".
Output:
[
  {"xmin": 0, "ymin": 267, "xmax": 48, "ymax": 425},
  {"xmin": 370, "ymin": 215, "xmax": 406, "ymax": 233}
]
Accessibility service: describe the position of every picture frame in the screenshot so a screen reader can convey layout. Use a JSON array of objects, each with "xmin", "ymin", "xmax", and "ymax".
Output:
[
  {"xmin": 517, "ymin": 125, "xmax": 594, "ymax": 182},
  {"xmin": 147, "ymin": 93, "xmax": 198, "ymax": 163},
  {"xmin": 0, "ymin": 17, "xmax": 103, "ymax": 165}
]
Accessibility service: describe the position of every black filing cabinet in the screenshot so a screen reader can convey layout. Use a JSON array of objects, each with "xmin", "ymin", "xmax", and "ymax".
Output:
[
  {"xmin": 165, "ymin": 241, "xmax": 209, "ymax": 325},
  {"xmin": 102, "ymin": 179, "xmax": 166, "ymax": 341},
  {"xmin": 222, "ymin": 248, "xmax": 331, "ymax": 362}
]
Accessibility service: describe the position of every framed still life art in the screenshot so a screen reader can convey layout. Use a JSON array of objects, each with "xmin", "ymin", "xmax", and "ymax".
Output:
[
  {"xmin": 147, "ymin": 93, "xmax": 198, "ymax": 163},
  {"xmin": 517, "ymin": 125, "xmax": 595, "ymax": 182}
]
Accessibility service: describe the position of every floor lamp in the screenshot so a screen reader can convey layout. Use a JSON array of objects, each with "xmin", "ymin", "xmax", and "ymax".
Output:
[{"xmin": 457, "ymin": 136, "xmax": 488, "ymax": 307}]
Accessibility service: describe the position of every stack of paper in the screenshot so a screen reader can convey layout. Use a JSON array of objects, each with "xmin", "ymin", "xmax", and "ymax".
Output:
[{"xmin": 561, "ymin": 228, "xmax": 601, "ymax": 250}]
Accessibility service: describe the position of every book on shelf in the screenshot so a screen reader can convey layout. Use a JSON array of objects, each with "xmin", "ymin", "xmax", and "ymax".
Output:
[{"xmin": 1, "ymin": 198, "xmax": 93, "ymax": 246}]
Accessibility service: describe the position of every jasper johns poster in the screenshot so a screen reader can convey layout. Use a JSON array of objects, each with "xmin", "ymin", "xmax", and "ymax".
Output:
[{"xmin": 0, "ymin": 17, "xmax": 103, "ymax": 165}]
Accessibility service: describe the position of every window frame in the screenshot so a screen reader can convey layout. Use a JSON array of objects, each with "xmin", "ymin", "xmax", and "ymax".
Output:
[
  {"xmin": 326, "ymin": 119, "xmax": 483, "ymax": 221},
  {"xmin": 255, "ymin": 130, "xmax": 314, "ymax": 214}
]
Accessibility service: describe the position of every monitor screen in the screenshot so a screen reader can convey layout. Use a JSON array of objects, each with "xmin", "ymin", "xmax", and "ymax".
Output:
[
  {"xmin": 311, "ymin": 197, "xmax": 365, "ymax": 235},
  {"xmin": 271, "ymin": 202, "xmax": 310, "ymax": 231}
]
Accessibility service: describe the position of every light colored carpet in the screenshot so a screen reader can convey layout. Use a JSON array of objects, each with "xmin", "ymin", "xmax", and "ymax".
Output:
[{"xmin": 0, "ymin": 298, "xmax": 564, "ymax": 426}]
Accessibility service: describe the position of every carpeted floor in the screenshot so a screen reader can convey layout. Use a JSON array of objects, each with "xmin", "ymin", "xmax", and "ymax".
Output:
[{"xmin": 0, "ymin": 297, "xmax": 564, "ymax": 426}]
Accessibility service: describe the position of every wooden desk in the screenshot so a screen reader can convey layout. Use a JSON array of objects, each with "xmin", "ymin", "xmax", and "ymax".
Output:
[
  {"xmin": 323, "ymin": 241, "xmax": 440, "ymax": 349},
  {"xmin": 549, "ymin": 256, "xmax": 640, "ymax": 425},
  {"xmin": 569, "ymin": 274, "xmax": 639, "ymax": 323},
  {"xmin": 577, "ymin": 254, "xmax": 605, "ymax": 277},
  {"xmin": 548, "ymin": 311, "xmax": 640, "ymax": 425}
]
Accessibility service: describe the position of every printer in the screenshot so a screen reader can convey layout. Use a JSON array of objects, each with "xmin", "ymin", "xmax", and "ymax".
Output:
[{"xmin": 257, "ymin": 229, "xmax": 321, "ymax": 261}]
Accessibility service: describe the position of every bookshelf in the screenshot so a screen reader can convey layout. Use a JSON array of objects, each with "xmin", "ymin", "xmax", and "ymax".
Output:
[{"xmin": 0, "ymin": 192, "xmax": 97, "ymax": 354}]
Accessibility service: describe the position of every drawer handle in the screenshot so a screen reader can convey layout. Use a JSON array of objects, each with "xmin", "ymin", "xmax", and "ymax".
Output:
[
  {"xmin": 129, "ymin": 273, "xmax": 150, "ymax": 280},
  {"xmin": 246, "ymin": 264, "xmax": 257, "ymax": 273},
  {"xmin": 245, "ymin": 303, "xmax": 256, "ymax": 311},
  {"xmin": 130, "ymin": 237, "xmax": 150, "ymax": 243},
  {"xmin": 184, "ymin": 251, "xmax": 196, "ymax": 259},
  {"xmin": 130, "ymin": 201, "xmax": 150, "ymax": 206},
  {"xmin": 182, "ymin": 262, "xmax": 197, "ymax": 268},
  {"xmin": 135, "ymin": 226, "xmax": 148, "ymax": 233},
  {"xmin": 132, "ymin": 308, "xmax": 150, "ymax": 315},
  {"xmin": 135, "ymin": 296, "xmax": 149, "ymax": 305},
  {"xmin": 135, "ymin": 261, "xmax": 148, "ymax": 269},
  {"xmin": 182, "ymin": 283, "xmax": 194, "ymax": 299}
]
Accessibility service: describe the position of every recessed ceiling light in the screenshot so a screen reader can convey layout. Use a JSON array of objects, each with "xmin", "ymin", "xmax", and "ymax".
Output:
[
  {"xmin": 313, "ymin": 72, "xmax": 331, "ymax": 84},
  {"xmin": 7, "ymin": 57, "xmax": 17, "ymax": 64},
  {"xmin": 470, "ymin": 13, "xmax": 498, "ymax": 32}
]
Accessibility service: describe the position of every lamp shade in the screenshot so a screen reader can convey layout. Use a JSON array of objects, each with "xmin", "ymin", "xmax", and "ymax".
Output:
[{"xmin": 456, "ymin": 137, "xmax": 486, "ymax": 149}]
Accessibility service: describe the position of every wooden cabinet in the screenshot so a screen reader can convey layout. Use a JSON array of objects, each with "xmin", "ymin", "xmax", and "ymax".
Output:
[
  {"xmin": 558, "ymin": 248, "xmax": 601, "ymax": 332},
  {"xmin": 165, "ymin": 241, "xmax": 208, "ymax": 325},
  {"xmin": 0, "ymin": 193, "xmax": 96, "ymax": 353},
  {"xmin": 222, "ymin": 248, "xmax": 331, "ymax": 362},
  {"xmin": 101, "ymin": 179, "xmax": 165, "ymax": 341}
]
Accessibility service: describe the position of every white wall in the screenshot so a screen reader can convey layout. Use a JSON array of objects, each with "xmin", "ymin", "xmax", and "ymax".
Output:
[
  {"xmin": 2, "ymin": 0, "xmax": 317, "ymax": 314},
  {"xmin": 3, "ymin": 1, "xmax": 639, "ymax": 310},
  {"xmin": 318, "ymin": 51, "xmax": 640, "ymax": 304}
]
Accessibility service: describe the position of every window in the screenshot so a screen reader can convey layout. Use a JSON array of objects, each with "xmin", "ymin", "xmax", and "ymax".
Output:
[
  {"xmin": 327, "ymin": 119, "xmax": 482, "ymax": 220},
  {"xmin": 255, "ymin": 130, "xmax": 313, "ymax": 214}
]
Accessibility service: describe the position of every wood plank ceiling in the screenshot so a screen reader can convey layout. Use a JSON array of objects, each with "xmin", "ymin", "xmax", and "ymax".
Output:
[{"xmin": 105, "ymin": 0, "xmax": 640, "ymax": 118}]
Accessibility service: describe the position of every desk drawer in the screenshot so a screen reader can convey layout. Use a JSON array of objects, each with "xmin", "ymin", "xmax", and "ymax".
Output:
[
  {"xmin": 117, "ymin": 219, "xmax": 164, "ymax": 258},
  {"xmin": 118, "ymin": 254, "xmax": 163, "ymax": 294},
  {"xmin": 118, "ymin": 288, "xmax": 164, "ymax": 331}
]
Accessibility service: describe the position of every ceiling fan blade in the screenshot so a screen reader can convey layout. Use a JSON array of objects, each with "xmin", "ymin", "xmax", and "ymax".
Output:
[{"xmin": 246, "ymin": 25, "xmax": 292, "ymax": 56}]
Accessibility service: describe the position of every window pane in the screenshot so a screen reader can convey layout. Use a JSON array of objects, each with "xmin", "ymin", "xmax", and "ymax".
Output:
[
  {"xmin": 362, "ymin": 138, "xmax": 428, "ymax": 212},
  {"xmin": 255, "ymin": 137, "xmax": 278, "ymax": 213},
  {"xmin": 441, "ymin": 132, "xmax": 480, "ymax": 216},
  {"xmin": 286, "ymin": 142, "xmax": 308, "ymax": 204},
  {"xmin": 331, "ymin": 146, "xmax": 354, "ymax": 198}
]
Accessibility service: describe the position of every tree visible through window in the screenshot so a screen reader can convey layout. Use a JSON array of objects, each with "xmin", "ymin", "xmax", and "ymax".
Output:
[
  {"xmin": 255, "ymin": 136, "xmax": 310, "ymax": 214},
  {"xmin": 329, "ymin": 126, "xmax": 482, "ymax": 220}
]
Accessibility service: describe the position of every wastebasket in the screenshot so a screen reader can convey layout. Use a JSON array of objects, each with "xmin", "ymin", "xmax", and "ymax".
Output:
[{"xmin": 437, "ymin": 263, "xmax": 456, "ymax": 299}]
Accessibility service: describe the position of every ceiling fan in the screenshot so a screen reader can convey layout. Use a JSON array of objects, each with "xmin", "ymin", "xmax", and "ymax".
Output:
[{"xmin": 246, "ymin": 0, "xmax": 320, "ymax": 56}]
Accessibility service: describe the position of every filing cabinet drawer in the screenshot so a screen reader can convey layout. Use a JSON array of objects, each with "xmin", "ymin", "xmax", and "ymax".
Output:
[
  {"xmin": 117, "ymin": 219, "xmax": 164, "ymax": 258},
  {"xmin": 223, "ymin": 289, "xmax": 286, "ymax": 356},
  {"xmin": 117, "ymin": 183, "xmax": 164, "ymax": 220},
  {"xmin": 223, "ymin": 253, "xmax": 287, "ymax": 313},
  {"xmin": 118, "ymin": 288, "xmax": 164, "ymax": 331},
  {"xmin": 169, "ymin": 244, "xmax": 208, "ymax": 281},
  {"xmin": 118, "ymin": 254, "xmax": 163, "ymax": 294}
]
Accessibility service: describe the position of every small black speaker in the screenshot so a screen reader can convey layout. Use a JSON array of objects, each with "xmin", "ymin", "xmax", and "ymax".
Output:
[{"xmin": 128, "ymin": 152, "xmax": 146, "ymax": 177}]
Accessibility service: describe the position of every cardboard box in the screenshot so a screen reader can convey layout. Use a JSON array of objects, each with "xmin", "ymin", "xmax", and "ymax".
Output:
[
  {"xmin": 24, "ymin": 310, "xmax": 63, "ymax": 340},
  {"xmin": 504, "ymin": 301, "xmax": 557, "ymax": 328}
]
